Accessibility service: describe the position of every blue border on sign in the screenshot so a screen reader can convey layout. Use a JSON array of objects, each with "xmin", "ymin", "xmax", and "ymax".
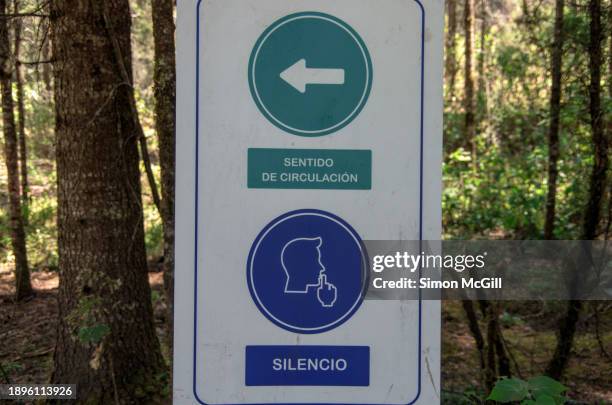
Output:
[{"xmin": 193, "ymin": 1, "xmax": 426, "ymax": 404}]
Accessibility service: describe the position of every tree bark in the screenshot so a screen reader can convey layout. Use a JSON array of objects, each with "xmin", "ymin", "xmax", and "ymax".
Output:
[
  {"xmin": 464, "ymin": 0, "xmax": 476, "ymax": 160},
  {"xmin": 484, "ymin": 305, "xmax": 497, "ymax": 392},
  {"xmin": 41, "ymin": 1, "xmax": 52, "ymax": 93},
  {"xmin": 50, "ymin": 1, "xmax": 166, "ymax": 401},
  {"xmin": 98, "ymin": 6, "xmax": 162, "ymax": 217},
  {"xmin": 544, "ymin": 0, "xmax": 565, "ymax": 240},
  {"xmin": 461, "ymin": 300, "xmax": 486, "ymax": 372},
  {"xmin": 609, "ymin": 2, "xmax": 611, "ymax": 101},
  {"xmin": 13, "ymin": 0, "xmax": 28, "ymax": 210},
  {"xmin": 445, "ymin": 0, "xmax": 458, "ymax": 103},
  {"xmin": 489, "ymin": 301, "xmax": 511, "ymax": 378},
  {"xmin": 0, "ymin": 0, "xmax": 31, "ymax": 301},
  {"xmin": 546, "ymin": 0, "xmax": 607, "ymax": 380},
  {"xmin": 583, "ymin": 0, "xmax": 607, "ymax": 243},
  {"xmin": 546, "ymin": 299, "xmax": 582, "ymax": 379},
  {"xmin": 476, "ymin": 0, "xmax": 488, "ymax": 127},
  {"xmin": 152, "ymin": 0, "xmax": 176, "ymax": 354}
]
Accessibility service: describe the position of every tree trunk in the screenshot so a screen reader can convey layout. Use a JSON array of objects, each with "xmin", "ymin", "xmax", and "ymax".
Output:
[
  {"xmin": 544, "ymin": 0, "xmax": 565, "ymax": 240},
  {"xmin": 13, "ymin": 0, "xmax": 28, "ymax": 210},
  {"xmin": 50, "ymin": 1, "xmax": 166, "ymax": 401},
  {"xmin": 464, "ymin": 0, "xmax": 476, "ymax": 160},
  {"xmin": 461, "ymin": 300, "xmax": 486, "ymax": 372},
  {"xmin": 609, "ymin": 3, "xmax": 611, "ymax": 101},
  {"xmin": 583, "ymin": 0, "xmax": 607, "ymax": 243},
  {"xmin": 546, "ymin": 300, "xmax": 582, "ymax": 379},
  {"xmin": 445, "ymin": 0, "xmax": 458, "ymax": 103},
  {"xmin": 0, "ymin": 0, "xmax": 31, "ymax": 301},
  {"xmin": 546, "ymin": 0, "xmax": 607, "ymax": 380},
  {"xmin": 494, "ymin": 320, "xmax": 511, "ymax": 378},
  {"xmin": 97, "ymin": 5, "xmax": 162, "ymax": 218},
  {"xmin": 41, "ymin": 0, "xmax": 52, "ymax": 93},
  {"xmin": 484, "ymin": 305, "xmax": 497, "ymax": 392},
  {"xmin": 476, "ymin": 0, "xmax": 488, "ymax": 127},
  {"xmin": 152, "ymin": 0, "xmax": 176, "ymax": 354},
  {"xmin": 481, "ymin": 300, "xmax": 512, "ymax": 382},
  {"xmin": 42, "ymin": 26, "xmax": 52, "ymax": 90}
]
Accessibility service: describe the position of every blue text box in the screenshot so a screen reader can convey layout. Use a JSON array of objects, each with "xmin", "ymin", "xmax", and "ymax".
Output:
[{"xmin": 245, "ymin": 345, "xmax": 370, "ymax": 386}]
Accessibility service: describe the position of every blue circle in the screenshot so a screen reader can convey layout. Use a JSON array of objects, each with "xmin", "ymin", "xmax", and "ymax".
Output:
[
  {"xmin": 247, "ymin": 209, "xmax": 368, "ymax": 334},
  {"xmin": 249, "ymin": 12, "xmax": 373, "ymax": 137}
]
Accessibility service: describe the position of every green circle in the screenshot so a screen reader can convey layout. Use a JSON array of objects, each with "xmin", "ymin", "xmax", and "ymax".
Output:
[{"xmin": 249, "ymin": 12, "xmax": 373, "ymax": 137}]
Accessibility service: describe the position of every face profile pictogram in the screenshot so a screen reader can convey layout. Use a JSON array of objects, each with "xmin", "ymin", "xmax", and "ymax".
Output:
[
  {"xmin": 247, "ymin": 209, "xmax": 368, "ymax": 333},
  {"xmin": 281, "ymin": 237, "xmax": 338, "ymax": 308}
]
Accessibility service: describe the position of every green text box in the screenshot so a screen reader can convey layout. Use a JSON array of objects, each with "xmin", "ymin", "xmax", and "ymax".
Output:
[{"xmin": 248, "ymin": 148, "xmax": 372, "ymax": 190}]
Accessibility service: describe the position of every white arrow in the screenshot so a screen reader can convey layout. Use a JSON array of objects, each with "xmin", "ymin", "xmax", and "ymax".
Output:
[{"xmin": 280, "ymin": 59, "xmax": 345, "ymax": 93}]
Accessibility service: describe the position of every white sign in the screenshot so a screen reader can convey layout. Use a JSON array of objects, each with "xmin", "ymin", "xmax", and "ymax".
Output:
[{"xmin": 174, "ymin": 1, "xmax": 443, "ymax": 404}]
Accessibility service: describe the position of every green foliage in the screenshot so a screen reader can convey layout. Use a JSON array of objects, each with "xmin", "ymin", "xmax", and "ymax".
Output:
[
  {"xmin": 151, "ymin": 290, "xmax": 162, "ymax": 305},
  {"xmin": 443, "ymin": 143, "xmax": 547, "ymax": 238},
  {"xmin": 78, "ymin": 324, "xmax": 110, "ymax": 345},
  {"xmin": 442, "ymin": 0, "xmax": 605, "ymax": 240},
  {"xmin": 67, "ymin": 296, "xmax": 112, "ymax": 346},
  {"xmin": 1, "ymin": 361, "xmax": 23, "ymax": 373},
  {"xmin": 497, "ymin": 46, "xmax": 530, "ymax": 83},
  {"xmin": 145, "ymin": 216, "xmax": 163, "ymax": 259},
  {"xmin": 488, "ymin": 378, "xmax": 530, "ymax": 402},
  {"xmin": 25, "ymin": 187, "xmax": 58, "ymax": 270},
  {"xmin": 500, "ymin": 311, "xmax": 524, "ymax": 327},
  {"xmin": 487, "ymin": 376, "xmax": 568, "ymax": 404}
]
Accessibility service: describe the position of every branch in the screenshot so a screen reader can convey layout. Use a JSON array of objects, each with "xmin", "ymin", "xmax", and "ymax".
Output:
[
  {"xmin": 0, "ymin": 12, "xmax": 48, "ymax": 18},
  {"xmin": 17, "ymin": 58, "xmax": 53, "ymax": 65},
  {"xmin": 0, "ymin": 0, "xmax": 49, "ymax": 18}
]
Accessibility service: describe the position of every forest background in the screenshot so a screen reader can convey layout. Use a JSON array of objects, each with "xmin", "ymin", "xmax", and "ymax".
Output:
[{"xmin": 0, "ymin": 0, "xmax": 610, "ymax": 404}]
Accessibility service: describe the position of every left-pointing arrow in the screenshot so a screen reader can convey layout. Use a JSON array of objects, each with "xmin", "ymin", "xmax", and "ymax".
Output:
[{"xmin": 280, "ymin": 59, "xmax": 345, "ymax": 93}]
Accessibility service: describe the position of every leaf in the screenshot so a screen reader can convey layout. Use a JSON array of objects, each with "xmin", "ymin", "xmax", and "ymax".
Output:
[
  {"xmin": 533, "ymin": 394, "xmax": 556, "ymax": 405},
  {"xmin": 521, "ymin": 400, "xmax": 537, "ymax": 405},
  {"xmin": 528, "ymin": 376, "xmax": 568, "ymax": 398},
  {"xmin": 487, "ymin": 378, "xmax": 529, "ymax": 403}
]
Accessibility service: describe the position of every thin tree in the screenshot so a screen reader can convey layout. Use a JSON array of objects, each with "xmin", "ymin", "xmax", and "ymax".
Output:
[
  {"xmin": 446, "ymin": 0, "xmax": 458, "ymax": 102},
  {"xmin": 607, "ymin": 0, "xmax": 611, "ymax": 111},
  {"xmin": 0, "ymin": 0, "xmax": 31, "ymax": 301},
  {"xmin": 13, "ymin": 0, "xmax": 29, "ymax": 209},
  {"xmin": 50, "ymin": 1, "xmax": 166, "ymax": 400},
  {"xmin": 476, "ymin": 0, "xmax": 489, "ymax": 129},
  {"xmin": 546, "ymin": 0, "xmax": 608, "ymax": 379},
  {"xmin": 484, "ymin": 301, "xmax": 512, "ymax": 387},
  {"xmin": 152, "ymin": 0, "xmax": 176, "ymax": 350},
  {"xmin": 544, "ymin": 0, "xmax": 566, "ymax": 240},
  {"xmin": 41, "ymin": 0, "xmax": 51, "ymax": 92},
  {"xmin": 464, "ymin": 0, "xmax": 476, "ymax": 161}
]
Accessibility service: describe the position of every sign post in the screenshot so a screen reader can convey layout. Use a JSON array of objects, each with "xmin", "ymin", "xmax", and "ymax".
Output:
[{"xmin": 174, "ymin": 1, "xmax": 443, "ymax": 403}]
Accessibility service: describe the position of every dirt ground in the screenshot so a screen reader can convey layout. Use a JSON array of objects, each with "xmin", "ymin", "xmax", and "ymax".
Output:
[
  {"xmin": 1, "ymin": 268, "xmax": 610, "ymax": 404},
  {"xmin": 442, "ymin": 301, "xmax": 612, "ymax": 403},
  {"xmin": 0, "ymin": 267, "xmax": 169, "ymax": 405}
]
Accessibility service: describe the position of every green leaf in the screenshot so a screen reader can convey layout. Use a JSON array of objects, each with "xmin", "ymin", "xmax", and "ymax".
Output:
[
  {"xmin": 528, "ymin": 376, "xmax": 568, "ymax": 398},
  {"xmin": 521, "ymin": 400, "xmax": 536, "ymax": 405},
  {"xmin": 533, "ymin": 394, "xmax": 556, "ymax": 405},
  {"xmin": 487, "ymin": 378, "xmax": 529, "ymax": 402},
  {"xmin": 78, "ymin": 324, "xmax": 110, "ymax": 344}
]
